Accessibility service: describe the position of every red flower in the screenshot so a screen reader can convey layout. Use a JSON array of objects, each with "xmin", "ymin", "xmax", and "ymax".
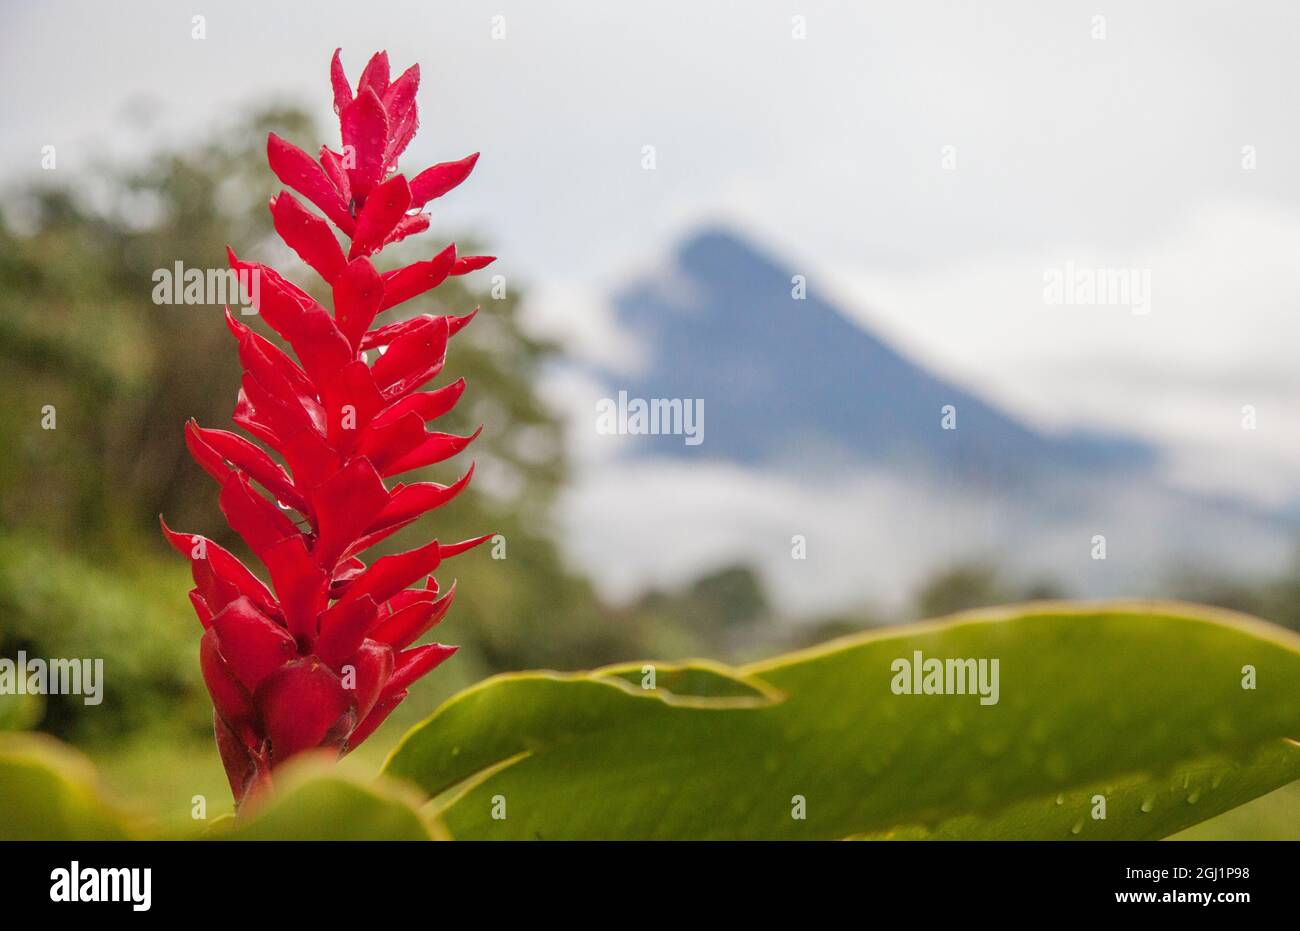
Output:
[{"xmin": 163, "ymin": 49, "xmax": 493, "ymax": 806}]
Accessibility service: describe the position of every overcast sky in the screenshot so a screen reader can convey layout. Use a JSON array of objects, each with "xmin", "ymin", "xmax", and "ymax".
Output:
[{"xmin": 7, "ymin": 1, "xmax": 1300, "ymax": 604}]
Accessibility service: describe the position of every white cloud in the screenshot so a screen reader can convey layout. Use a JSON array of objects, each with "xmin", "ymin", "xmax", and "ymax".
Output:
[
  {"xmin": 557, "ymin": 456, "xmax": 1293, "ymax": 618},
  {"xmin": 525, "ymin": 279, "xmax": 649, "ymax": 373},
  {"xmin": 816, "ymin": 199, "xmax": 1300, "ymax": 505}
]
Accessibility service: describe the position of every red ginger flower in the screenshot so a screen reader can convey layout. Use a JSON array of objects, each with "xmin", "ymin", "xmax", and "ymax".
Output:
[{"xmin": 162, "ymin": 49, "xmax": 494, "ymax": 806}]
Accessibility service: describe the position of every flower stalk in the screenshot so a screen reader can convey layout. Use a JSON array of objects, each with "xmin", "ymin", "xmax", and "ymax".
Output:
[{"xmin": 163, "ymin": 49, "xmax": 491, "ymax": 806}]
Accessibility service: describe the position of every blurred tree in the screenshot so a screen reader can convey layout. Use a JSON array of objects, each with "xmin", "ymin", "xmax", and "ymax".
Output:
[
  {"xmin": 910, "ymin": 565, "xmax": 1067, "ymax": 620},
  {"xmin": 913, "ymin": 564, "xmax": 1007, "ymax": 619},
  {"xmin": 1168, "ymin": 550, "xmax": 1300, "ymax": 633},
  {"xmin": 634, "ymin": 564, "xmax": 769, "ymax": 655},
  {"xmin": 785, "ymin": 615, "xmax": 872, "ymax": 650}
]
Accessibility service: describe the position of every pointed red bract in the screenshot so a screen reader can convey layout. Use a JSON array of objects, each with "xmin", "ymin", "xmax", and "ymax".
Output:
[
  {"xmin": 380, "ymin": 244, "xmax": 458, "ymax": 311},
  {"xmin": 256, "ymin": 659, "xmax": 353, "ymax": 763},
  {"xmin": 382, "ymin": 65, "xmax": 421, "ymax": 168},
  {"xmin": 165, "ymin": 50, "xmax": 491, "ymax": 806},
  {"xmin": 319, "ymin": 146, "xmax": 352, "ymax": 201},
  {"xmin": 270, "ymin": 191, "xmax": 347, "ymax": 282},
  {"xmin": 410, "ymin": 153, "xmax": 479, "ymax": 207},
  {"xmin": 357, "ymin": 51, "xmax": 391, "ymax": 97},
  {"xmin": 330, "ymin": 49, "xmax": 353, "ymax": 115},
  {"xmin": 453, "ymin": 254, "xmax": 496, "ymax": 275},
  {"xmin": 371, "ymin": 582, "xmax": 456, "ymax": 650},
  {"xmin": 383, "ymin": 213, "xmax": 430, "ymax": 249},
  {"xmin": 388, "ymin": 642, "xmax": 458, "ymax": 694},
  {"xmin": 267, "ymin": 134, "xmax": 356, "ymax": 234},
  {"xmin": 332, "ymin": 258, "xmax": 385, "ymax": 349},
  {"xmin": 341, "ymin": 86, "xmax": 389, "ymax": 202},
  {"xmin": 349, "ymin": 174, "xmax": 412, "ymax": 259},
  {"xmin": 370, "ymin": 378, "xmax": 467, "ymax": 427},
  {"xmin": 210, "ymin": 597, "xmax": 298, "ymax": 691},
  {"xmin": 310, "ymin": 457, "xmax": 391, "ymax": 567}
]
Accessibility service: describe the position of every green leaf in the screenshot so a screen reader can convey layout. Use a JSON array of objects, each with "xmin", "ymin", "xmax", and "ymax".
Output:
[
  {"xmin": 0, "ymin": 733, "xmax": 136, "ymax": 839},
  {"xmin": 384, "ymin": 602, "xmax": 1300, "ymax": 839},
  {"xmin": 592, "ymin": 659, "xmax": 778, "ymax": 702},
  {"xmin": 216, "ymin": 759, "xmax": 435, "ymax": 840},
  {"xmin": 852, "ymin": 740, "xmax": 1300, "ymax": 839}
]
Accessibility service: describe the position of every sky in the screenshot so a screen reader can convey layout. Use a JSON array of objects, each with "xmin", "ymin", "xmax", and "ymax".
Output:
[{"xmin": 6, "ymin": 0, "xmax": 1300, "ymax": 609}]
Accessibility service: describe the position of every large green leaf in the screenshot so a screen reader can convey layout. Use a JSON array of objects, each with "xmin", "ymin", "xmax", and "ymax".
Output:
[
  {"xmin": 853, "ymin": 740, "xmax": 1300, "ymax": 839},
  {"xmin": 215, "ymin": 759, "xmax": 436, "ymax": 840},
  {"xmin": 384, "ymin": 602, "xmax": 1300, "ymax": 839},
  {"xmin": 0, "ymin": 733, "xmax": 136, "ymax": 839},
  {"xmin": 0, "ymin": 737, "xmax": 434, "ymax": 840}
]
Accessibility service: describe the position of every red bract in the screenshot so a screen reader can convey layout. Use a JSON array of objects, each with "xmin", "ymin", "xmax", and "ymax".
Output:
[{"xmin": 164, "ymin": 49, "xmax": 494, "ymax": 806}]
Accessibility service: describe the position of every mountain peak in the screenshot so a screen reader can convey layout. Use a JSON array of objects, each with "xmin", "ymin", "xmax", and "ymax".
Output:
[
  {"xmin": 613, "ymin": 225, "xmax": 1154, "ymax": 476},
  {"xmin": 676, "ymin": 225, "xmax": 785, "ymax": 287}
]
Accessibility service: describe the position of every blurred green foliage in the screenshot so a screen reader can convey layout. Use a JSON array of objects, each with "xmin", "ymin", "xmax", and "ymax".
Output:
[
  {"xmin": 632, "ymin": 564, "xmax": 768, "ymax": 656},
  {"xmin": 912, "ymin": 564, "xmax": 1065, "ymax": 620},
  {"xmin": 0, "ymin": 535, "xmax": 202, "ymax": 742},
  {"xmin": 1166, "ymin": 553, "xmax": 1300, "ymax": 633}
]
